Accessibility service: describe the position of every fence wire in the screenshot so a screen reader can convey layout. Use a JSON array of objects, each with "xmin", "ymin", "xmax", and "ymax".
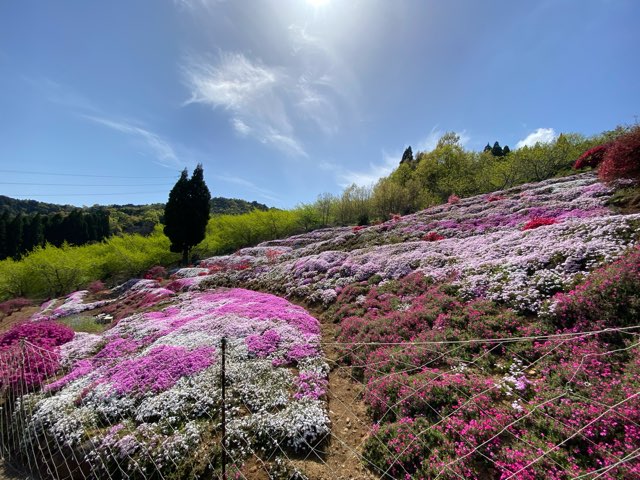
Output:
[{"xmin": 1, "ymin": 326, "xmax": 639, "ymax": 480}]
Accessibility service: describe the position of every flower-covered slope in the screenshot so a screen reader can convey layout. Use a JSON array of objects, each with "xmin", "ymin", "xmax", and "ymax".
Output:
[
  {"xmin": 11, "ymin": 286, "xmax": 329, "ymax": 479},
  {"xmin": 197, "ymin": 173, "xmax": 639, "ymax": 311}
]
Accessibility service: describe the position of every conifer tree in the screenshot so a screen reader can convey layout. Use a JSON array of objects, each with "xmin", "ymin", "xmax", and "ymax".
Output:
[
  {"xmin": 163, "ymin": 164, "xmax": 211, "ymax": 265},
  {"xmin": 491, "ymin": 141, "xmax": 504, "ymax": 157},
  {"xmin": 400, "ymin": 146, "xmax": 414, "ymax": 164},
  {"xmin": 0, "ymin": 211, "xmax": 8, "ymax": 259}
]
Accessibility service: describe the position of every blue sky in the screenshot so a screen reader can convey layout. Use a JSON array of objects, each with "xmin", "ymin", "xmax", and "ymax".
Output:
[{"xmin": 0, "ymin": 0, "xmax": 638, "ymax": 208}]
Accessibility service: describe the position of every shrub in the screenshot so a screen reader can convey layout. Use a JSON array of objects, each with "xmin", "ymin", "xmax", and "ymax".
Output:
[
  {"xmin": 144, "ymin": 265, "xmax": 167, "ymax": 280},
  {"xmin": 0, "ymin": 321, "xmax": 75, "ymax": 350},
  {"xmin": 522, "ymin": 217, "xmax": 557, "ymax": 230},
  {"xmin": 87, "ymin": 280, "xmax": 106, "ymax": 294},
  {"xmin": 573, "ymin": 144, "xmax": 610, "ymax": 170},
  {"xmin": 599, "ymin": 126, "xmax": 640, "ymax": 183},
  {"xmin": 422, "ymin": 231, "xmax": 445, "ymax": 241},
  {"xmin": 0, "ymin": 297, "xmax": 32, "ymax": 317},
  {"xmin": 487, "ymin": 194, "xmax": 506, "ymax": 202},
  {"xmin": 447, "ymin": 194, "xmax": 460, "ymax": 204},
  {"xmin": 0, "ymin": 321, "xmax": 74, "ymax": 391},
  {"xmin": 551, "ymin": 246, "xmax": 640, "ymax": 329}
]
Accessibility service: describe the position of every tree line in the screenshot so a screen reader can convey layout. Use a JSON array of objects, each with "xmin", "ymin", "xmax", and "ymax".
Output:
[
  {"xmin": 0, "ymin": 209, "xmax": 110, "ymax": 260},
  {"xmin": 302, "ymin": 125, "xmax": 631, "ymax": 225}
]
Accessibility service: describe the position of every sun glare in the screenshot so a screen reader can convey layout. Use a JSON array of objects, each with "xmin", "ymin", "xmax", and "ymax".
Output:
[{"xmin": 307, "ymin": 0, "xmax": 331, "ymax": 7}]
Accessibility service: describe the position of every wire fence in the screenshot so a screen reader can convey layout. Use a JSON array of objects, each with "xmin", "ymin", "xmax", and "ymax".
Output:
[{"xmin": 1, "ymin": 326, "xmax": 640, "ymax": 479}]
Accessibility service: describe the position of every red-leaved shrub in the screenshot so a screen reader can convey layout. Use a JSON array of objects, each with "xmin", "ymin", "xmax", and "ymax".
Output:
[
  {"xmin": 422, "ymin": 231, "xmax": 445, "ymax": 242},
  {"xmin": 573, "ymin": 144, "xmax": 610, "ymax": 170},
  {"xmin": 522, "ymin": 217, "xmax": 557, "ymax": 230},
  {"xmin": 88, "ymin": 280, "xmax": 106, "ymax": 294},
  {"xmin": 599, "ymin": 126, "xmax": 640, "ymax": 183},
  {"xmin": 487, "ymin": 194, "xmax": 506, "ymax": 202},
  {"xmin": 447, "ymin": 194, "xmax": 460, "ymax": 205},
  {"xmin": 144, "ymin": 265, "xmax": 167, "ymax": 280}
]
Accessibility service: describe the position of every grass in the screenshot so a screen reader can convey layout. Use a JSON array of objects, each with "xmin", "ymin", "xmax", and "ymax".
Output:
[{"xmin": 57, "ymin": 314, "xmax": 110, "ymax": 334}]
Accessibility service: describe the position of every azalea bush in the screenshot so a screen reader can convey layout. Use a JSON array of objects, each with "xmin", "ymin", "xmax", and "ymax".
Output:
[
  {"xmin": 574, "ymin": 144, "xmax": 610, "ymax": 170},
  {"xmin": 598, "ymin": 126, "xmax": 640, "ymax": 183},
  {"xmin": 0, "ymin": 321, "xmax": 74, "ymax": 392}
]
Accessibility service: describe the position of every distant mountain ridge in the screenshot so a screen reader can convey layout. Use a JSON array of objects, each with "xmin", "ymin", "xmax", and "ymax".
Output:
[{"xmin": 0, "ymin": 195, "xmax": 270, "ymax": 217}]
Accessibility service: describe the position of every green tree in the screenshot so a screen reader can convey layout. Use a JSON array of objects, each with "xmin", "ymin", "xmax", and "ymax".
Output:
[
  {"xmin": 400, "ymin": 146, "xmax": 414, "ymax": 164},
  {"xmin": 163, "ymin": 164, "xmax": 211, "ymax": 265},
  {"xmin": 491, "ymin": 141, "xmax": 504, "ymax": 157},
  {"xmin": 0, "ymin": 212, "xmax": 8, "ymax": 259}
]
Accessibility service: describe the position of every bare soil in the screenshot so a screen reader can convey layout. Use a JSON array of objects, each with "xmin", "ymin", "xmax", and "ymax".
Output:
[
  {"xmin": 284, "ymin": 304, "xmax": 378, "ymax": 480},
  {"xmin": 0, "ymin": 306, "xmax": 40, "ymax": 334}
]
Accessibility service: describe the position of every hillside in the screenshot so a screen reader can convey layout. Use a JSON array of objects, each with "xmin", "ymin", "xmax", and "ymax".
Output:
[
  {"xmin": 0, "ymin": 195, "xmax": 269, "ymax": 218},
  {"xmin": 1, "ymin": 172, "xmax": 639, "ymax": 479}
]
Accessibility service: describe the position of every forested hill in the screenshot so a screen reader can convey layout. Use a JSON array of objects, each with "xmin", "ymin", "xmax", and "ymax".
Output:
[
  {"xmin": 210, "ymin": 197, "xmax": 269, "ymax": 215},
  {"xmin": 0, "ymin": 195, "xmax": 270, "ymax": 217},
  {"xmin": 0, "ymin": 195, "xmax": 77, "ymax": 216}
]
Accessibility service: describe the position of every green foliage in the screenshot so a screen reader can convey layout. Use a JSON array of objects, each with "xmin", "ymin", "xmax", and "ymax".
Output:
[
  {"xmin": 0, "ymin": 225, "xmax": 178, "ymax": 300},
  {"xmin": 0, "ymin": 208, "xmax": 110, "ymax": 260},
  {"xmin": 210, "ymin": 197, "xmax": 269, "ymax": 215},
  {"xmin": 198, "ymin": 209, "xmax": 304, "ymax": 256},
  {"xmin": 57, "ymin": 314, "xmax": 110, "ymax": 334}
]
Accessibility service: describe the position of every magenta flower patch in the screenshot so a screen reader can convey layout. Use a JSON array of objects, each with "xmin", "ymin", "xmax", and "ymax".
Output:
[{"xmin": 103, "ymin": 345, "xmax": 215, "ymax": 395}]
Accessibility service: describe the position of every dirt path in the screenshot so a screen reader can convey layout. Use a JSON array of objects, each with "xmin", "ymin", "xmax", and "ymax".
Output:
[{"xmin": 288, "ymin": 308, "xmax": 378, "ymax": 480}]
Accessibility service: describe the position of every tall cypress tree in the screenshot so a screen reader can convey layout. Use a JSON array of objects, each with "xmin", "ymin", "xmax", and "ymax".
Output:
[
  {"xmin": 491, "ymin": 141, "xmax": 504, "ymax": 157},
  {"xmin": 185, "ymin": 164, "xmax": 211, "ymax": 259},
  {"xmin": 400, "ymin": 146, "xmax": 414, "ymax": 164},
  {"xmin": 7, "ymin": 214, "xmax": 24, "ymax": 258},
  {"xmin": 163, "ymin": 165, "xmax": 211, "ymax": 265}
]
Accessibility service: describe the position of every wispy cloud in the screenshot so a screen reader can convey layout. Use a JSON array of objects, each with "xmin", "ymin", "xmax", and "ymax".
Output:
[
  {"xmin": 516, "ymin": 127, "xmax": 557, "ymax": 149},
  {"xmin": 183, "ymin": 52, "xmax": 307, "ymax": 157},
  {"xmin": 337, "ymin": 153, "xmax": 398, "ymax": 187},
  {"xmin": 83, "ymin": 115, "xmax": 181, "ymax": 168},
  {"xmin": 23, "ymin": 76, "xmax": 99, "ymax": 113}
]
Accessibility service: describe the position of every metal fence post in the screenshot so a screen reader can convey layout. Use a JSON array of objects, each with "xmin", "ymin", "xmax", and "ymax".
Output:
[{"xmin": 220, "ymin": 337, "xmax": 227, "ymax": 480}]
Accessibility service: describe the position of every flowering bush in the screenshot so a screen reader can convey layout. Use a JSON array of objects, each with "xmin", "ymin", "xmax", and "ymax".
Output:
[
  {"xmin": 0, "ymin": 322, "xmax": 74, "ymax": 391},
  {"xmin": 599, "ymin": 126, "xmax": 640, "ymax": 183},
  {"xmin": 574, "ymin": 144, "xmax": 610, "ymax": 170},
  {"xmin": 521, "ymin": 216, "xmax": 557, "ymax": 230},
  {"xmin": 0, "ymin": 321, "xmax": 75, "ymax": 350},
  {"xmin": 144, "ymin": 265, "xmax": 167, "ymax": 280},
  {"xmin": 422, "ymin": 231, "xmax": 445, "ymax": 241},
  {"xmin": 0, "ymin": 297, "xmax": 32, "ymax": 317},
  {"xmin": 87, "ymin": 280, "xmax": 106, "ymax": 294}
]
